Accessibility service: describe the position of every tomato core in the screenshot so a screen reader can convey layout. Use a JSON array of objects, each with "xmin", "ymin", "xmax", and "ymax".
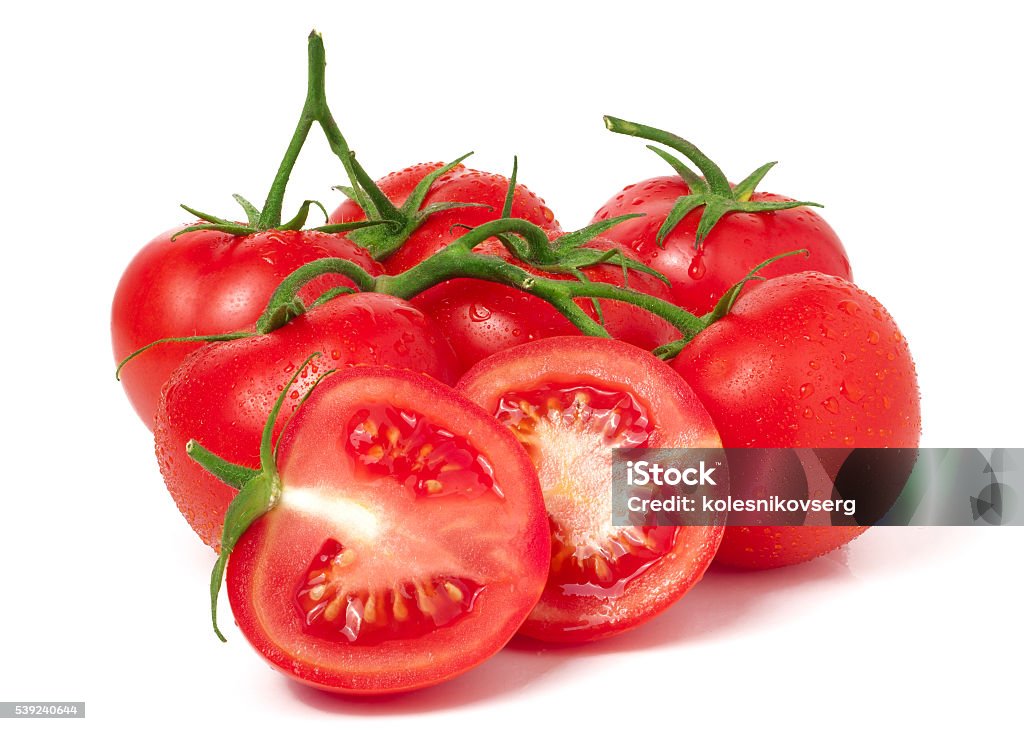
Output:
[{"xmin": 493, "ymin": 383, "xmax": 671, "ymax": 596}]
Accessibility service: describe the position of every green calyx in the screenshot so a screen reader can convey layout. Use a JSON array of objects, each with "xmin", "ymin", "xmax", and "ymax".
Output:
[
  {"xmin": 603, "ymin": 116, "xmax": 822, "ymax": 250},
  {"xmin": 652, "ymin": 249, "xmax": 809, "ymax": 360},
  {"xmin": 171, "ymin": 31, "xmax": 399, "ymax": 241},
  {"xmin": 188, "ymin": 352, "xmax": 332, "ymax": 641}
]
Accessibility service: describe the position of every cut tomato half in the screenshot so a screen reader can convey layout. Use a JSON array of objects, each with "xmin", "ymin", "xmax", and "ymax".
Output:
[
  {"xmin": 457, "ymin": 337, "xmax": 724, "ymax": 643},
  {"xmin": 225, "ymin": 367, "xmax": 550, "ymax": 693}
]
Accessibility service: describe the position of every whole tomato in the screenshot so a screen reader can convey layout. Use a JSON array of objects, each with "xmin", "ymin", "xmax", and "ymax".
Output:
[
  {"xmin": 112, "ymin": 227, "xmax": 381, "ymax": 429},
  {"xmin": 330, "ymin": 161, "xmax": 559, "ymax": 272},
  {"xmin": 670, "ymin": 272, "xmax": 921, "ymax": 568},
  {"xmin": 595, "ymin": 117, "xmax": 852, "ymax": 315},
  {"xmin": 412, "ymin": 237, "xmax": 682, "ymax": 370},
  {"xmin": 154, "ymin": 293, "xmax": 461, "ymax": 550}
]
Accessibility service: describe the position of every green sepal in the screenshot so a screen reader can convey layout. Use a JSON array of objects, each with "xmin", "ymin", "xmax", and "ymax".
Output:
[
  {"xmin": 208, "ymin": 471, "xmax": 281, "ymax": 642},
  {"xmin": 278, "ymin": 200, "xmax": 329, "ymax": 231},
  {"xmin": 115, "ymin": 331, "xmax": 251, "ymax": 380},
  {"xmin": 501, "ymin": 156, "xmax": 519, "ymax": 218},
  {"xmin": 198, "ymin": 351, "xmax": 326, "ymax": 642},
  {"xmin": 344, "ymin": 152, "xmax": 487, "ymax": 260},
  {"xmin": 312, "ymin": 219, "xmax": 397, "ymax": 235},
  {"xmin": 232, "ymin": 195, "xmax": 262, "ymax": 227},
  {"xmin": 702, "ymin": 249, "xmax": 809, "ymax": 326},
  {"xmin": 186, "ymin": 441, "xmax": 260, "ymax": 489},
  {"xmin": 309, "ymin": 286, "xmax": 355, "ymax": 308},
  {"xmin": 605, "ymin": 116, "xmax": 823, "ymax": 250}
]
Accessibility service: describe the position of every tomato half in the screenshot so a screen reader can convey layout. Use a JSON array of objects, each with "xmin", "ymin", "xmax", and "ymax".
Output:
[
  {"xmin": 458, "ymin": 337, "xmax": 723, "ymax": 642},
  {"xmin": 112, "ymin": 227, "xmax": 381, "ymax": 429},
  {"xmin": 329, "ymin": 162, "xmax": 559, "ymax": 273},
  {"xmin": 592, "ymin": 177, "xmax": 852, "ymax": 315},
  {"xmin": 670, "ymin": 272, "xmax": 921, "ymax": 568},
  {"xmin": 412, "ymin": 237, "xmax": 681, "ymax": 370},
  {"xmin": 225, "ymin": 367, "xmax": 550, "ymax": 693},
  {"xmin": 155, "ymin": 294, "xmax": 461, "ymax": 550}
]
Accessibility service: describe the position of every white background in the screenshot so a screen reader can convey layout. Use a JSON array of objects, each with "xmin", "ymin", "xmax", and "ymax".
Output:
[{"xmin": 1, "ymin": 1, "xmax": 1022, "ymax": 728}]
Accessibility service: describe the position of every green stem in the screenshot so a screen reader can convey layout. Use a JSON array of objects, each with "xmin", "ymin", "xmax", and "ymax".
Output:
[
  {"xmin": 257, "ymin": 33, "xmax": 329, "ymax": 229},
  {"xmin": 379, "ymin": 219, "xmax": 708, "ymax": 339},
  {"xmin": 254, "ymin": 257, "xmax": 378, "ymax": 334},
  {"xmin": 604, "ymin": 116, "xmax": 732, "ymax": 195}
]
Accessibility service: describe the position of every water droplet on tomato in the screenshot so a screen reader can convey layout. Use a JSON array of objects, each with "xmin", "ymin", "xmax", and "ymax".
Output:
[
  {"xmin": 542, "ymin": 206, "xmax": 555, "ymax": 223},
  {"xmin": 469, "ymin": 304, "xmax": 491, "ymax": 322},
  {"xmin": 840, "ymin": 380, "xmax": 864, "ymax": 403},
  {"xmin": 822, "ymin": 397, "xmax": 840, "ymax": 414},
  {"xmin": 799, "ymin": 383, "xmax": 815, "ymax": 399},
  {"xmin": 688, "ymin": 253, "xmax": 706, "ymax": 280},
  {"xmin": 867, "ymin": 330, "xmax": 880, "ymax": 344},
  {"xmin": 803, "ymin": 407, "xmax": 814, "ymax": 419},
  {"xmin": 838, "ymin": 299, "xmax": 859, "ymax": 315}
]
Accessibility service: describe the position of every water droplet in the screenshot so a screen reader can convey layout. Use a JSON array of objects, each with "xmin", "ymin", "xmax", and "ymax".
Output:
[
  {"xmin": 688, "ymin": 253, "xmax": 706, "ymax": 280},
  {"xmin": 469, "ymin": 304, "xmax": 491, "ymax": 322},
  {"xmin": 808, "ymin": 360, "xmax": 820, "ymax": 370},
  {"xmin": 799, "ymin": 383, "xmax": 815, "ymax": 399},
  {"xmin": 542, "ymin": 206, "xmax": 555, "ymax": 223},
  {"xmin": 838, "ymin": 299, "xmax": 859, "ymax": 315},
  {"xmin": 803, "ymin": 407, "xmax": 814, "ymax": 419},
  {"xmin": 822, "ymin": 397, "xmax": 840, "ymax": 414},
  {"xmin": 867, "ymin": 330, "xmax": 879, "ymax": 344},
  {"xmin": 840, "ymin": 380, "xmax": 864, "ymax": 403}
]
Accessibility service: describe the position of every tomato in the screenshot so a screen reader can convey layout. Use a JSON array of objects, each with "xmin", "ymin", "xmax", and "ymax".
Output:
[
  {"xmin": 112, "ymin": 227, "xmax": 382, "ymax": 429},
  {"xmin": 412, "ymin": 237, "xmax": 681, "ymax": 370},
  {"xmin": 154, "ymin": 294, "xmax": 461, "ymax": 550},
  {"xmin": 670, "ymin": 272, "xmax": 921, "ymax": 568},
  {"xmin": 225, "ymin": 367, "xmax": 550, "ymax": 693},
  {"xmin": 457, "ymin": 337, "xmax": 723, "ymax": 642},
  {"xmin": 592, "ymin": 178, "xmax": 852, "ymax": 316},
  {"xmin": 329, "ymin": 162, "xmax": 559, "ymax": 273}
]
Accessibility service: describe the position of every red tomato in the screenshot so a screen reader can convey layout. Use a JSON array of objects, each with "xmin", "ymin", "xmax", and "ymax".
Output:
[
  {"xmin": 226, "ymin": 367, "xmax": 550, "ymax": 693},
  {"xmin": 155, "ymin": 294, "xmax": 461, "ymax": 550},
  {"xmin": 412, "ymin": 237, "xmax": 682, "ymax": 370},
  {"xmin": 329, "ymin": 162, "xmax": 559, "ymax": 273},
  {"xmin": 592, "ymin": 177, "xmax": 852, "ymax": 315},
  {"xmin": 670, "ymin": 272, "xmax": 921, "ymax": 568},
  {"xmin": 112, "ymin": 227, "xmax": 382, "ymax": 429},
  {"xmin": 458, "ymin": 337, "xmax": 723, "ymax": 642}
]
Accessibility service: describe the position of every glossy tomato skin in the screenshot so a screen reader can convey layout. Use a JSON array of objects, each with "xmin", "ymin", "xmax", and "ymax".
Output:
[
  {"xmin": 112, "ymin": 227, "xmax": 382, "ymax": 429},
  {"xmin": 330, "ymin": 162, "xmax": 559, "ymax": 273},
  {"xmin": 458, "ymin": 337, "xmax": 724, "ymax": 642},
  {"xmin": 227, "ymin": 367, "xmax": 550, "ymax": 694},
  {"xmin": 671, "ymin": 272, "xmax": 921, "ymax": 568},
  {"xmin": 592, "ymin": 176, "xmax": 853, "ymax": 315},
  {"xmin": 412, "ymin": 238, "xmax": 682, "ymax": 371},
  {"xmin": 154, "ymin": 294, "xmax": 461, "ymax": 551}
]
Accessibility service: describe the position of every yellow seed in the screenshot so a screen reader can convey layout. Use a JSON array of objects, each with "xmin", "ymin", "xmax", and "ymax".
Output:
[
  {"xmin": 308, "ymin": 584, "xmax": 326, "ymax": 602},
  {"xmin": 332, "ymin": 549, "xmax": 356, "ymax": 568},
  {"xmin": 362, "ymin": 420, "xmax": 378, "ymax": 437},
  {"xmin": 424, "ymin": 479, "xmax": 443, "ymax": 494},
  {"xmin": 385, "ymin": 425, "xmax": 401, "ymax": 445},
  {"xmin": 367, "ymin": 445, "xmax": 384, "ymax": 459},
  {"xmin": 593, "ymin": 556, "xmax": 613, "ymax": 583},
  {"xmin": 415, "ymin": 582, "xmax": 436, "ymax": 615},
  {"xmin": 392, "ymin": 592, "xmax": 409, "ymax": 621},
  {"xmin": 419, "ymin": 444, "xmax": 434, "ymax": 457},
  {"xmin": 363, "ymin": 594, "xmax": 378, "ymax": 624},
  {"xmin": 323, "ymin": 594, "xmax": 346, "ymax": 622},
  {"xmin": 443, "ymin": 581, "xmax": 464, "ymax": 603}
]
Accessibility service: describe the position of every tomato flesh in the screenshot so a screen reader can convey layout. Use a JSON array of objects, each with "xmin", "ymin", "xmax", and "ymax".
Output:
[
  {"xmin": 226, "ymin": 367, "xmax": 550, "ymax": 693},
  {"xmin": 457, "ymin": 337, "xmax": 724, "ymax": 642}
]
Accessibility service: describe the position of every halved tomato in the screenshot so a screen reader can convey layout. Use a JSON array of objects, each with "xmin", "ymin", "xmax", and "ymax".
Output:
[
  {"xmin": 457, "ymin": 337, "xmax": 723, "ymax": 643},
  {"xmin": 224, "ymin": 367, "xmax": 550, "ymax": 693}
]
